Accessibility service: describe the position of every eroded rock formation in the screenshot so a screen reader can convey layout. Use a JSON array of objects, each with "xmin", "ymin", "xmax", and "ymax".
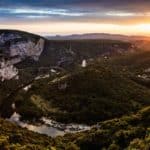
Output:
[{"xmin": 0, "ymin": 31, "xmax": 45, "ymax": 81}]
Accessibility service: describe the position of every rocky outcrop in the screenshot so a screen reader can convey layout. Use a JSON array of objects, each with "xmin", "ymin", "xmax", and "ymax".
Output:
[
  {"xmin": 10, "ymin": 38, "xmax": 44, "ymax": 61},
  {"xmin": 0, "ymin": 31, "xmax": 45, "ymax": 81},
  {"xmin": 0, "ymin": 33, "xmax": 21, "ymax": 44},
  {"xmin": 0, "ymin": 59, "xmax": 18, "ymax": 81}
]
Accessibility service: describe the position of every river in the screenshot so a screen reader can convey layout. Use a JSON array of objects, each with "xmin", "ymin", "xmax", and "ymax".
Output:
[{"xmin": 8, "ymin": 112, "xmax": 91, "ymax": 137}]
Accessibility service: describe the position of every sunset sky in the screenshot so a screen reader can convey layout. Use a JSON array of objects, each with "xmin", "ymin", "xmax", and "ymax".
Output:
[{"xmin": 1, "ymin": 0, "xmax": 150, "ymax": 35}]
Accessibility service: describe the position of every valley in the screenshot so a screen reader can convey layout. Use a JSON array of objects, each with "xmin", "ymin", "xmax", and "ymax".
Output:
[{"xmin": 0, "ymin": 30, "xmax": 150, "ymax": 149}]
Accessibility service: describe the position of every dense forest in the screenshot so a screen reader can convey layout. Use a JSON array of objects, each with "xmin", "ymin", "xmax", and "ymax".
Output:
[{"xmin": 12, "ymin": 57, "xmax": 150, "ymax": 125}]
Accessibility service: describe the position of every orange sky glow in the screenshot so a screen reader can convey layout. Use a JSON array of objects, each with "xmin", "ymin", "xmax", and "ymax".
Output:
[
  {"xmin": 0, "ymin": 22, "xmax": 150, "ymax": 36},
  {"xmin": 1, "ymin": 1, "xmax": 150, "ymax": 36}
]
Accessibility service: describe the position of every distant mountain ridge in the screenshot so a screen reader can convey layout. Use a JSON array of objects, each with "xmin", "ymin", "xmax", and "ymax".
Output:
[{"xmin": 46, "ymin": 33, "xmax": 150, "ymax": 41}]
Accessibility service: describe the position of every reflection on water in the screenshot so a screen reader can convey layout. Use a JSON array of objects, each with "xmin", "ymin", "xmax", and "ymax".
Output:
[
  {"xmin": 42, "ymin": 117, "xmax": 91, "ymax": 132},
  {"xmin": 8, "ymin": 112, "xmax": 90, "ymax": 137},
  {"xmin": 21, "ymin": 124, "xmax": 65, "ymax": 137}
]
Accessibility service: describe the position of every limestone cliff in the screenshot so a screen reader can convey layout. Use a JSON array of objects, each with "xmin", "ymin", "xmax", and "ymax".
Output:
[{"xmin": 0, "ymin": 30, "xmax": 45, "ymax": 81}]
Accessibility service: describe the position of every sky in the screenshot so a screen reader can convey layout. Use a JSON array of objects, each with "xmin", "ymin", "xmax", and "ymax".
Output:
[{"xmin": 0, "ymin": 0, "xmax": 150, "ymax": 35}]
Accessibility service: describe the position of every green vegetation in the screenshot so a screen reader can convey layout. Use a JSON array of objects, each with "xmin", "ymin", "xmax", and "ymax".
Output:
[
  {"xmin": 58, "ymin": 106, "xmax": 150, "ymax": 150},
  {"xmin": 0, "ymin": 118, "xmax": 54, "ymax": 150},
  {"xmin": 14, "ymin": 56, "xmax": 150, "ymax": 124},
  {"xmin": 0, "ymin": 105, "xmax": 150, "ymax": 149},
  {"xmin": 41, "ymin": 39, "xmax": 132, "ymax": 67}
]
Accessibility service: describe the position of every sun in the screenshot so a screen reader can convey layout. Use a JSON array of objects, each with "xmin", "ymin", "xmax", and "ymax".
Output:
[{"xmin": 137, "ymin": 24, "xmax": 150, "ymax": 32}]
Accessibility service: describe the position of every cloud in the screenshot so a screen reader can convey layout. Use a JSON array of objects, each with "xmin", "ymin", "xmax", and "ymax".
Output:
[
  {"xmin": 0, "ymin": 0, "xmax": 150, "ymax": 35},
  {"xmin": 1, "ymin": 0, "xmax": 150, "ymax": 11},
  {"xmin": 0, "ymin": 6, "xmax": 150, "ymax": 26}
]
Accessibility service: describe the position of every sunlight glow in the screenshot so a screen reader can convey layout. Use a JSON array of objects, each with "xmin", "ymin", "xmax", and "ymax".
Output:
[
  {"xmin": 106, "ymin": 12, "xmax": 136, "ymax": 17},
  {"xmin": 106, "ymin": 11, "xmax": 150, "ymax": 17},
  {"xmin": 136, "ymin": 24, "xmax": 150, "ymax": 31},
  {"xmin": 0, "ymin": 22, "xmax": 150, "ymax": 36}
]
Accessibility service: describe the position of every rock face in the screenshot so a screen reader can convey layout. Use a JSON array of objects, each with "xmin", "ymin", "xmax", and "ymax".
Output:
[
  {"xmin": 81, "ymin": 59, "xmax": 87, "ymax": 68},
  {"xmin": 10, "ymin": 38, "xmax": 44, "ymax": 61},
  {"xmin": 0, "ymin": 30, "xmax": 45, "ymax": 81},
  {"xmin": 0, "ymin": 60, "xmax": 18, "ymax": 81},
  {"xmin": 0, "ymin": 32, "xmax": 21, "ymax": 44}
]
